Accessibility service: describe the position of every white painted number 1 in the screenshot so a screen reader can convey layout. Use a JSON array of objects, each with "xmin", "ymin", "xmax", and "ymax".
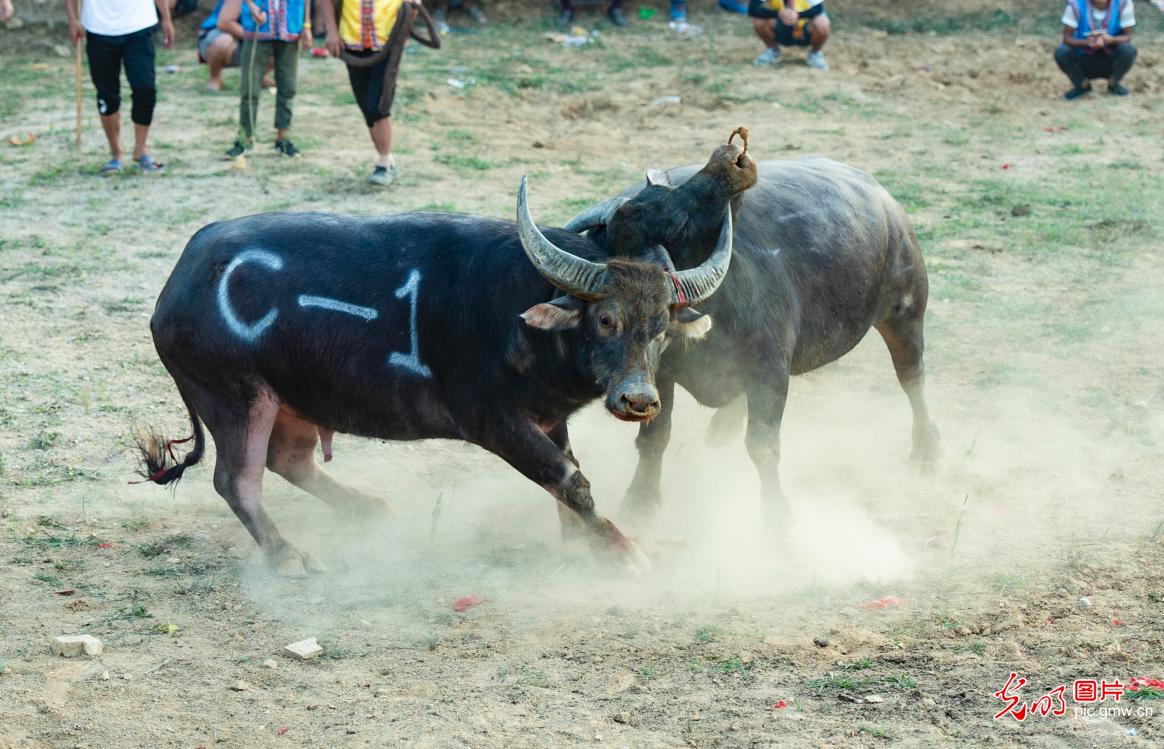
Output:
[{"xmin": 388, "ymin": 269, "xmax": 433, "ymax": 379}]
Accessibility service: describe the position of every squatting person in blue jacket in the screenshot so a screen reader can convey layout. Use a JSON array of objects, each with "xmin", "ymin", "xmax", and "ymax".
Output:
[{"xmin": 1054, "ymin": 0, "xmax": 1136, "ymax": 100}]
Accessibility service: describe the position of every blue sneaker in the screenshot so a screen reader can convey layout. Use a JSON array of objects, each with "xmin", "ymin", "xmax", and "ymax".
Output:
[
  {"xmin": 670, "ymin": 2, "xmax": 687, "ymax": 22},
  {"xmin": 718, "ymin": 0, "xmax": 748, "ymax": 13}
]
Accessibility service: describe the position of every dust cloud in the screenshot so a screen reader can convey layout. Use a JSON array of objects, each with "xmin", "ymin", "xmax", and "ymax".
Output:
[{"xmin": 235, "ymin": 290, "xmax": 1162, "ymax": 638}]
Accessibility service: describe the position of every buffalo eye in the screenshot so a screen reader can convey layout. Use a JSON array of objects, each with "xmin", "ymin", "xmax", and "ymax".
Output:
[{"xmin": 598, "ymin": 314, "xmax": 616, "ymax": 330}]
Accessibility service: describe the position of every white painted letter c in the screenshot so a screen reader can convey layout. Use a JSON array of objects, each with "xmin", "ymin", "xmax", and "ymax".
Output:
[{"xmin": 217, "ymin": 249, "xmax": 284, "ymax": 343}]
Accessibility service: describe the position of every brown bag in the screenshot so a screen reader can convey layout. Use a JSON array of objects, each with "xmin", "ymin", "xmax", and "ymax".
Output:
[{"xmin": 339, "ymin": 1, "xmax": 442, "ymax": 117}]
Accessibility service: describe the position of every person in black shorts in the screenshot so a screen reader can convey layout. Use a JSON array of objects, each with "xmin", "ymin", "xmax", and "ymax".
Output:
[
  {"xmin": 320, "ymin": 0, "xmax": 440, "ymax": 187},
  {"xmin": 65, "ymin": 0, "xmax": 175, "ymax": 174},
  {"xmin": 748, "ymin": 0, "xmax": 830, "ymax": 70}
]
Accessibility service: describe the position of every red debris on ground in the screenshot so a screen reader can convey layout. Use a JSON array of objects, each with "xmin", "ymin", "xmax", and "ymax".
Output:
[
  {"xmin": 859, "ymin": 596, "xmax": 902, "ymax": 610},
  {"xmin": 1001, "ymin": 163, "xmax": 1011, "ymax": 170},
  {"xmin": 772, "ymin": 700, "xmax": 788, "ymax": 710},
  {"xmin": 97, "ymin": 542, "xmax": 112, "ymax": 549},
  {"xmin": 453, "ymin": 594, "xmax": 486, "ymax": 612},
  {"xmin": 277, "ymin": 727, "xmax": 288, "ymax": 736},
  {"xmin": 1129, "ymin": 677, "xmax": 1164, "ymax": 691},
  {"xmin": 1112, "ymin": 619, "xmax": 1122, "ymax": 627}
]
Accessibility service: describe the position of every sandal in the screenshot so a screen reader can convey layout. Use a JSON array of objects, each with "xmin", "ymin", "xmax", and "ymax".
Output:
[
  {"xmin": 100, "ymin": 158, "xmax": 121, "ymax": 175},
  {"xmin": 138, "ymin": 154, "xmax": 165, "ymax": 175}
]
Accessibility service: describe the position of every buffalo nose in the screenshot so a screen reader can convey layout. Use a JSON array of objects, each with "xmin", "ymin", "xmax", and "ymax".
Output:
[{"xmin": 621, "ymin": 392, "xmax": 660, "ymax": 415}]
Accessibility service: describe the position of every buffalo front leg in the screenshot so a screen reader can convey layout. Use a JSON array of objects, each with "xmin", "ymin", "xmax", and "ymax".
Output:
[
  {"xmin": 483, "ymin": 420, "xmax": 650, "ymax": 574},
  {"xmin": 205, "ymin": 387, "xmax": 325, "ymax": 577},
  {"xmin": 875, "ymin": 317, "xmax": 941, "ymax": 470},
  {"xmin": 547, "ymin": 422, "xmax": 586, "ymax": 544},
  {"xmin": 745, "ymin": 370, "xmax": 792, "ymax": 534},
  {"xmin": 620, "ymin": 377, "xmax": 675, "ymax": 518}
]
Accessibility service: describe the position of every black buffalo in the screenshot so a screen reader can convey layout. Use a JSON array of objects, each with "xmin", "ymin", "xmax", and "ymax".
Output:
[
  {"xmin": 558, "ymin": 142, "xmax": 941, "ymax": 523},
  {"xmin": 139, "ymin": 169, "xmax": 735, "ymax": 576}
]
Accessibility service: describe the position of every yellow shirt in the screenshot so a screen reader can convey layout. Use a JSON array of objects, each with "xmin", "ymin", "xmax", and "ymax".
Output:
[
  {"xmin": 340, "ymin": 0, "xmax": 404, "ymax": 51},
  {"xmin": 765, "ymin": 0, "xmax": 817, "ymax": 37}
]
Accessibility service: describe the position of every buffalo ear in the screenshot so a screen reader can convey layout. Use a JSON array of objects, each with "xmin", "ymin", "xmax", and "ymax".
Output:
[
  {"xmin": 645, "ymin": 168, "xmax": 672, "ymax": 188},
  {"xmin": 521, "ymin": 296, "xmax": 583, "ymax": 330},
  {"xmin": 670, "ymin": 307, "xmax": 713, "ymax": 340}
]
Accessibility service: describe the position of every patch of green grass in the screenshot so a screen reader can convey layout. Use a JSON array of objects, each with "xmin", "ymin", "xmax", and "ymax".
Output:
[
  {"xmin": 638, "ymin": 664, "xmax": 663, "ymax": 681},
  {"xmin": 808, "ymin": 674, "xmax": 871, "ymax": 691},
  {"xmin": 885, "ymin": 675, "xmax": 919, "ymax": 690},
  {"xmin": 108, "ymin": 605, "xmax": 153, "ymax": 621},
  {"xmin": 717, "ymin": 657, "xmax": 755, "ymax": 674},
  {"xmin": 843, "ymin": 658, "xmax": 876, "ymax": 670},
  {"xmin": 1128, "ymin": 688, "xmax": 1164, "ymax": 701},
  {"xmin": 21, "ymin": 532, "xmax": 95, "ymax": 551},
  {"xmin": 695, "ymin": 626, "xmax": 719, "ymax": 644},
  {"xmin": 32, "ymin": 572, "xmax": 63, "ymax": 587},
  {"xmin": 136, "ymin": 533, "xmax": 193, "ymax": 559},
  {"xmin": 434, "ymin": 153, "xmax": 495, "ymax": 171},
  {"xmin": 36, "ymin": 515, "xmax": 65, "ymax": 529}
]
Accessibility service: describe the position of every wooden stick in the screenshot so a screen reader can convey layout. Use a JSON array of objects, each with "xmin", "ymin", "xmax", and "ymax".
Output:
[{"xmin": 75, "ymin": 0, "xmax": 83, "ymax": 157}]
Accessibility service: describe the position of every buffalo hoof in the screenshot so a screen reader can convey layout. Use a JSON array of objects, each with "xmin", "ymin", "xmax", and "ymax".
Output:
[
  {"xmin": 271, "ymin": 546, "xmax": 327, "ymax": 577},
  {"xmin": 596, "ymin": 517, "xmax": 653, "ymax": 575},
  {"xmin": 910, "ymin": 438, "xmax": 943, "ymax": 475}
]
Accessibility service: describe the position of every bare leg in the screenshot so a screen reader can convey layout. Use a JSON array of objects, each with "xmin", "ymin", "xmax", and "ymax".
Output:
[
  {"xmin": 206, "ymin": 34, "xmax": 237, "ymax": 91},
  {"xmin": 266, "ymin": 408, "xmax": 393, "ymax": 519},
  {"xmin": 370, "ymin": 117, "xmax": 393, "ymax": 167},
  {"xmin": 809, "ymin": 14, "xmax": 830, "ymax": 52},
  {"xmin": 752, "ymin": 18, "xmax": 776, "ymax": 49},
  {"xmin": 131, "ymin": 123, "xmax": 150, "ymax": 161},
  {"xmin": 99, "ymin": 112, "xmax": 122, "ymax": 161},
  {"xmin": 875, "ymin": 317, "xmax": 941, "ymax": 470},
  {"xmin": 621, "ymin": 377, "xmax": 675, "ymax": 517}
]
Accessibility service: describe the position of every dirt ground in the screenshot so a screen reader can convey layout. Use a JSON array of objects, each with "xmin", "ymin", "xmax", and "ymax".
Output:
[{"xmin": 2, "ymin": 3, "xmax": 1164, "ymax": 747}]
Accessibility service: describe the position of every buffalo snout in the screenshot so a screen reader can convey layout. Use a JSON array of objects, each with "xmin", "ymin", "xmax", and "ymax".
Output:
[{"xmin": 608, "ymin": 384, "xmax": 661, "ymax": 422}]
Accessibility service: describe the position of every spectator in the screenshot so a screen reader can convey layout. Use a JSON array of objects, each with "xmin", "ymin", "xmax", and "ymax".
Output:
[
  {"xmin": 559, "ymin": 0, "xmax": 627, "ymax": 28},
  {"xmin": 64, "ymin": 0, "xmax": 174, "ymax": 174},
  {"xmin": 220, "ymin": 0, "xmax": 310, "ymax": 158},
  {"xmin": 199, "ymin": 0, "xmax": 240, "ymax": 92},
  {"xmin": 320, "ymin": 0, "xmax": 441, "ymax": 186},
  {"xmin": 749, "ymin": 0, "xmax": 830, "ymax": 70},
  {"xmin": 431, "ymin": 0, "xmax": 486, "ymax": 33},
  {"xmin": 1054, "ymin": 0, "xmax": 1136, "ymax": 100}
]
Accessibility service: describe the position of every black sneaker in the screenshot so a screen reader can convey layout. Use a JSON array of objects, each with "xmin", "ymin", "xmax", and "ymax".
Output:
[
  {"xmin": 274, "ymin": 138, "xmax": 301, "ymax": 158},
  {"xmin": 224, "ymin": 138, "xmax": 251, "ymax": 158},
  {"xmin": 1063, "ymin": 85, "xmax": 1091, "ymax": 101},
  {"xmin": 1108, "ymin": 82, "xmax": 1130, "ymax": 97},
  {"xmin": 557, "ymin": 9, "xmax": 573, "ymax": 26},
  {"xmin": 608, "ymin": 6, "xmax": 628, "ymax": 26}
]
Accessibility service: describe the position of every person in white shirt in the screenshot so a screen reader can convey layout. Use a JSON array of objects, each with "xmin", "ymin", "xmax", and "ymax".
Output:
[
  {"xmin": 1054, "ymin": 0, "xmax": 1136, "ymax": 100},
  {"xmin": 64, "ymin": 0, "xmax": 174, "ymax": 174}
]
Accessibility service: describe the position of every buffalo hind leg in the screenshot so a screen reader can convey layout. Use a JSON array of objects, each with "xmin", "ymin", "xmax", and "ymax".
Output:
[
  {"xmin": 620, "ymin": 377, "xmax": 675, "ymax": 518},
  {"xmin": 204, "ymin": 386, "xmax": 325, "ymax": 577},
  {"xmin": 707, "ymin": 394, "xmax": 747, "ymax": 446},
  {"xmin": 483, "ymin": 419, "xmax": 650, "ymax": 574},
  {"xmin": 875, "ymin": 316, "xmax": 941, "ymax": 470},
  {"xmin": 745, "ymin": 367, "xmax": 791, "ymax": 533},
  {"xmin": 266, "ymin": 408, "xmax": 393, "ymax": 519}
]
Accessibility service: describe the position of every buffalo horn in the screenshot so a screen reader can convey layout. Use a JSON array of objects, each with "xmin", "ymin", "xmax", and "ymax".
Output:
[{"xmin": 516, "ymin": 176, "xmax": 610, "ymax": 300}]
